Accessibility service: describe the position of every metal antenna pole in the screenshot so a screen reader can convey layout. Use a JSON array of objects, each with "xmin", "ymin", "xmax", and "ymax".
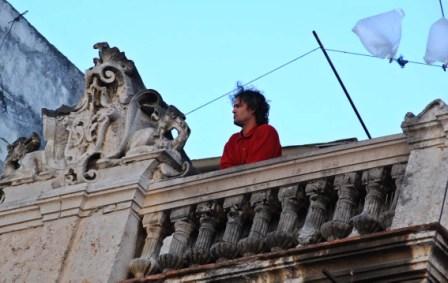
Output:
[{"xmin": 312, "ymin": 30, "xmax": 372, "ymax": 139}]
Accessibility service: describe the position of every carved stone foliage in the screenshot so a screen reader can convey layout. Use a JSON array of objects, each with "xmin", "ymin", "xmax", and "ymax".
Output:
[
  {"xmin": 321, "ymin": 172, "xmax": 361, "ymax": 240},
  {"xmin": 297, "ymin": 179, "xmax": 334, "ymax": 245},
  {"xmin": 0, "ymin": 43, "xmax": 191, "ymax": 186},
  {"xmin": 351, "ymin": 167, "xmax": 393, "ymax": 234}
]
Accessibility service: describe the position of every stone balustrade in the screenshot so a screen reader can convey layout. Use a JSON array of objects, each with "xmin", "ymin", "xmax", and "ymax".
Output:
[{"xmin": 128, "ymin": 133, "xmax": 410, "ymax": 278}]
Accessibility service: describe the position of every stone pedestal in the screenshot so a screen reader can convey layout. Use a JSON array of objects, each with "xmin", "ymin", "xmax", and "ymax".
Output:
[
  {"xmin": 0, "ymin": 158, "xmax": 167, "ymax": 283},
  {"xmin": 393, "ymin": 99, "xmax": 448, "ymax": 229}
]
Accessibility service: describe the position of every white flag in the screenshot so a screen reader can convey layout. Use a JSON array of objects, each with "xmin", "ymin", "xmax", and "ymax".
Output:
[
  {"xmin": 424, "ymin": 18, "xmax": 448, "ymax": 65},
  {"xmin": 353, "ymin": 9, "xmax": 405, "ymax": 59}
]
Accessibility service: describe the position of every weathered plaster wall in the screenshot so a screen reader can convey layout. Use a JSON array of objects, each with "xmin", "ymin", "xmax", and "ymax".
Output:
[
  {"xmin": 0, "ymin": 216, "xmax": 79, "ymax": 283},
  {"xmin": 0, "ymin": 209, "xmax": 141, "ymax": 283},
  {"xmin": 59, "ymin": 209, "xmax": 140, "ymax": 283},
  {"xmin": 0, "ymin": 0, "xmax": 84, "ymax": 167}
]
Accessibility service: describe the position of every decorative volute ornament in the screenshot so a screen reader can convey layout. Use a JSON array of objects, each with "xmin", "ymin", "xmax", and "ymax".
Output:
[{"xmin": 0, "ymin": 43, "xmax": 191, "ymax": 187}]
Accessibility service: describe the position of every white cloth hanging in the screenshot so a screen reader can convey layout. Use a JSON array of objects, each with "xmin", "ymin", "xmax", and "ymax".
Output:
[
  {"xmin": 352, "ymin": 9, "xmax": 405, "ymax": 59},
  {"xmin": 424, "ymin": 18, "xmax": 448, "ymax": 65}
]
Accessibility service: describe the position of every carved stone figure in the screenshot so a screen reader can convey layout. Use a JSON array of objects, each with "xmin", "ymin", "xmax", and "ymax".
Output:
[
  {"xmin": 0, "ymin": 43, "xmax": 191, "ymax": 186},
  {"xmin": 2, "ymin": 132, "xmax": 40, "ymax": 177}
]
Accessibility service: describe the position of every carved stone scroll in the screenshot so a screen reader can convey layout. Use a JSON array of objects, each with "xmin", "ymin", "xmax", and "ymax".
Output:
[
  {"xmin": 297, "ymin": 179, "xmax": 333, "ymax": 245},
  {"xmin": 321, "ymin": 172, "xmax": 361, "ymax": 240},
  {"xmin": 158, "ymin": 206, "xmax": 195, "ymax": 271},
  {"xmin": 266, "ymin": 185, "xmax": 306, "ymax": 251},
  {"xmin": 129, "ymin": 211, "xmax": 168, "ymax": 278},
  {"xmin": 210, "ymin": 195, "xmax": 249, "ymax": 261},
  {"xmin": 352, "ymin": 167, "xmax": 392, "ymax": 234},
  {"xmin": 184, "ymin": 201, "xmax": 223, "ymax": 265},
  {"xmin": 238, "ymin": 190, "xmax": 280, "ymax": 256}
]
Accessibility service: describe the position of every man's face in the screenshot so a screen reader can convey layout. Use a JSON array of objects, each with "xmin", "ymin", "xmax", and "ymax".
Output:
[{"xmin": 233, "ymin": 97, "xmax": 255, "ymax": 127}]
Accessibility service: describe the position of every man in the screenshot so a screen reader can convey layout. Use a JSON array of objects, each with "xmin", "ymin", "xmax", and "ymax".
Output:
[{"xmin": 220, "ymin": 88, "xmax": 281, "ymax": 169}]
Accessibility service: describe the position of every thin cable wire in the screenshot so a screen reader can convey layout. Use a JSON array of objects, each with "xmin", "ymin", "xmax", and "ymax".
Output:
[
  {"xmin": 326, "ymin": 48, "xmax": 444, "ymax": 69},
  {"xmin": 440, "ymin": 0, "xmax": 445, "ymax": 18},
  {"xmin": 0, "ymin": 137, "xmax": 9, "ymax": 145},
  {"xmin": 0, "ymin": 10, "xmax": 27, "ymax": 52},
  {"xmin": 185, "ymin": 47, "xmax": 320, "ymax": 116},
  {"xmin": 0, "ymin": 23, "xmax": 14, "ymax": 52}
]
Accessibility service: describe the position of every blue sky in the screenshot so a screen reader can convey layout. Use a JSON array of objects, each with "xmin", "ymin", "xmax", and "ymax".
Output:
[{"xmin": 8, "ymin": 1, "xmax": 448, "ymax": 159}]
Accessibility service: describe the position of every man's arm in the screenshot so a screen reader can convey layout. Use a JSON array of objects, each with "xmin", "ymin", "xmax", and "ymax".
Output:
[{"xmin": 220, "ymin": 140, "xmax": 235, "ymax": 169}]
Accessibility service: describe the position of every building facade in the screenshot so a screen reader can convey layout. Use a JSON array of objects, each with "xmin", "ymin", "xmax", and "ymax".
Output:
[{"xmin": 0, "ymin": 42, "xmax": 447, "ymax": 283}]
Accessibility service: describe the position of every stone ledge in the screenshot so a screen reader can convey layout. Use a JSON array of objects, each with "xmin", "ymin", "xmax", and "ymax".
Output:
[
  {"xmin": 123, "ymin": 223, "xmax": 448, "ymax": 282},
  {"xmin": 0, "ymin": 185, "xmax": 145, "ymax": 234}
]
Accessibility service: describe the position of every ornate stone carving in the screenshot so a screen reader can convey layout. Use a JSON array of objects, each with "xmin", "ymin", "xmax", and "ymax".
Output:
[
  {"xmin": 238, "ymin": 190, "xmax": 280, "ymax": 256},
  {"xmin": 266, "ymin": 185, "xmax": 306, "ymax": 251},
  {"xmin": 158, "ymin": 206, "xmax": 195, "ymax": 271},
  {"xmin": 211, "ymin": 195, "xmax": 249, "ymax": 261},
  {"xmin": 352, "ymin": 167, "xmax": 392, "ymax": 234},
  {"xmin": 297, "ymin": 179, "xmax": 333, "ymax": 245},
  {"xmin": 129, "ymin": 211, "xmax": 168, "ymax": 278},
  {"xmin": 1, "ymin": 132, "xmax": 40, "ymax": 178},
  {"xmin": 184, "ymin": 201, "xmax": 223, "ymax": 265},
  {"xmin": 0, "ymin": 43, "xmax": 191, "ymax": 186},
  {"xmin": 321, "ymin": 172, "xmax": 361, "ymax": 240}
]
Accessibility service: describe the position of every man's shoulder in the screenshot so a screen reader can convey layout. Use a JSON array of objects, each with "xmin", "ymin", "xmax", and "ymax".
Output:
[
  {"xmin": 256, "ymin": 124, "xmax": 278, "ymax": 134},
  {"xmin": 227, "ymin": 131, "xmax": 241, "ymax": 142}
]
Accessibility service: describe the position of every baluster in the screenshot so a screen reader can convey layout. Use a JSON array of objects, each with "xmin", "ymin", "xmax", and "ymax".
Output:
[
  {"xmin": 321, "ymin": 172, "xmax": 361, "ymax": 240},
  {"xmin": 210, "ymin": 195, "xmax": 249, "ymax": 260},
  {"xmin": 381, "ymin": 163, "xmax": 406, "ymax": 228},
  {"xmin": 238, "ymin": 189, "xmax": 280, "ymax": 256},
  {"xmin": 266, "ymin": 185, "xmax": 306, "ymax": 251},
  {"xmin": 297, "ymin": 179, "xmax": 333, "ymax": 245},
  {"xmin": 352, "ymin": 167, "xmax": 392, "ymax": 234},
  {"xmin": 184, "ymin": 201, "xmax": 223, "ymax": 265},
  {"xmin": 129, "ymin": 211, "xmax": 168, "ymax": 278},
  {"xmin": 158, "ymin": 206, "xmax": 195, "ymax": 271}
]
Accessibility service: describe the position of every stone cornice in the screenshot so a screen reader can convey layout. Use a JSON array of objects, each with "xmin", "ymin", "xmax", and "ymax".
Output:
[{"xmin": 0, "ymin": 160, "xmax": 155, "ymax": 234}]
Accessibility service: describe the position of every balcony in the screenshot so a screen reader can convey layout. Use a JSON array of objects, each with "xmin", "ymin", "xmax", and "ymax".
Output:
[{"xmin": 126, "ymin": 133, "xmax": 413, "ymax": 281}]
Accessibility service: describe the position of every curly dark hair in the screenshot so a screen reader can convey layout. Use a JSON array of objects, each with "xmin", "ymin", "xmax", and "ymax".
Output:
[{"xmin": 232, "ymin": 87, "xmax": 270, "ymax": 125}]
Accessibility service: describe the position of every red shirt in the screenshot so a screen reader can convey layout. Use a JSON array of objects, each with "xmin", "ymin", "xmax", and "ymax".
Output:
[{"xmin": 220, "ymin": 124, "xmax": 282, "ymax": 169}]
